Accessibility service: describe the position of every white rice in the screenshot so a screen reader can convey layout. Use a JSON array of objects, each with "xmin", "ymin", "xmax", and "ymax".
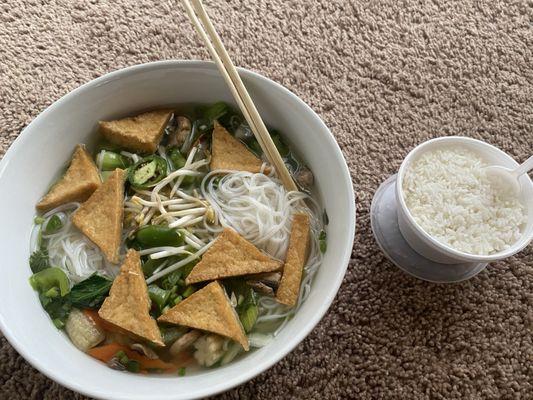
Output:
[{"xmin": 402, "ymin": 146, "xmax": 526, "ymax": 255}]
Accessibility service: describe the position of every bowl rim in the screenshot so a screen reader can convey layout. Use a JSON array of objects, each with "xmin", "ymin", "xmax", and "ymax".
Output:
[
  {"xmin": 396, "ymin": 135, "xmax": 533, "ymax": 262},
  {"xmin": 0, "ymin": 59, "xmax": 356, "ymax": 399}
]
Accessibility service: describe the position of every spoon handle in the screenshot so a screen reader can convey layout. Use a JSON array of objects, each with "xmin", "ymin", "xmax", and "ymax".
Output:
[{"xmin": 513, "ymin": 155, "xmax": 533, "ymax": 178}]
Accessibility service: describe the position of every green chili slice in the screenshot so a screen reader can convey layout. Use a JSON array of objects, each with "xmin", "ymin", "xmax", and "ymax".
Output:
[
  {"xmin": 128, "ymin": 155, "xmax": 168, "ymax": 189},
  {"xmin": 135, "ymin": 225, "xmax": 184, "ymax": 248}
]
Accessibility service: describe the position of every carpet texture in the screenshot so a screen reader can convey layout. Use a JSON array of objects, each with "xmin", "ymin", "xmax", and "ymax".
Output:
[{"xmin": 1, "ymin": 1, "xmax": 532, "ymax": 399}]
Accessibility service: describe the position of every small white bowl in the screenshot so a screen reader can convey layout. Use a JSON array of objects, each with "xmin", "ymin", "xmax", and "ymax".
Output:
[
  {"xmin": 396, "ymin": 136, "xmax": 533, "ymax": 264},
  {"xmin": 0, "ymin": 61, "xmax": 355, "ymax": 400}
]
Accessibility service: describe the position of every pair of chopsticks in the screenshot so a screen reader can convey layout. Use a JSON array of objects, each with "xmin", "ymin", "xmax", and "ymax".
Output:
[{"xmin": 180, "ymin": 0, "xmax": 298, "ymax": 192}]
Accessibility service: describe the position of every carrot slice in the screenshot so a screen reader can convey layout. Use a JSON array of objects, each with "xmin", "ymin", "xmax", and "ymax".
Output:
[
  {"xmin": 87, "ymin": 343, "xmax": 177, "ymax": 373},
  {"xmin": 88, "ymin": 343, "xmax": 126, "ymax": 363}
]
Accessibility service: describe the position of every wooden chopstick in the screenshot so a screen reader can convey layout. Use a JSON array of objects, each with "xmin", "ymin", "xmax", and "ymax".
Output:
[{"xmin": 181, "ymin": 0, "xmax": 298, "ymax": 191}]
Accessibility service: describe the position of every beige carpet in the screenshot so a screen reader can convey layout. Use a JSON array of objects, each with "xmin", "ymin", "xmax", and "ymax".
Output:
[{"xmin": 1, "ymin": 0, "xmax": 532, "ymax": 399}]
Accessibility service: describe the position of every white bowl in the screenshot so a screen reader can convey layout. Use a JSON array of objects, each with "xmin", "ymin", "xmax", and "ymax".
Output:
[
  {"xmin": 396, "ymin": 136, "xmax": 533, "ymax": 264},
  {"xmin": 0, "ymin": 61, "xmax": 355, "ymax": 400}
]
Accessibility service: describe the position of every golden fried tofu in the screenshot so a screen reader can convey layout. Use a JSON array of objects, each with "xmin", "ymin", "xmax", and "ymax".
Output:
[
  {"xmin": 36, "ymin": 145, "xmax": 101, "ymax": 212},
  {"xmin": 210, "ymin": 121, "xmax": 265, "ymax": 173},
  {"xmin": 99, "ymin": 250, "xmax": 164, "ymax": 346},
  {"xmin": 276, "ymin": 213, "xmax": 310, "ymax": 307},
  {"xmin": 158, "ymin": 281, "xmax": 248, "ymax": 350},
  {"xmin": 185, "ymin": 228, "xmax": 282, "ymax": 285},
  {"xmin": 72, "ymin": 169, "xmax": 125, "ymax": 264},
  {"xmin": 99, "ymin": 110, "xmax": 173, "ymax": 154}
]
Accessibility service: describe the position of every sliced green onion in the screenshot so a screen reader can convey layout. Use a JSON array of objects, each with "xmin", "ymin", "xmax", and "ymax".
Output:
[
  {"xmin": 126, "ymin": 360, "xmax": 140, "ymax": 373},
  {"xmin": 43, "ymin": 214, "xmax": 63, "ymax": 234},
  {"xmin": 178, "ymin": 367, "xmax": 186, "ymax": 376},
  {"xmin": 319, "ymin": 230, "xmax": 327, "ymax": 254},
  {"xmin": 182, "ymin": 286, "xmax": 196, "ymax": 298},
  {"xmin": 148, "ymin": 284, "xmax": 171, "ymax": 311}
]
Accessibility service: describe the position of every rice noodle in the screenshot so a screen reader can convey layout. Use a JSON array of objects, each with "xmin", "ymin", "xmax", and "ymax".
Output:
[{"xmin": 34, "ymin": 202, "xmax": 118, "ymax": 284}]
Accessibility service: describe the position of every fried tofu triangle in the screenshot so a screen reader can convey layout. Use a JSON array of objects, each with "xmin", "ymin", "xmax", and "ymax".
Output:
[
  {"xmin": 185, "ymin": 228, "xmax": 282, "ymax": 285},
  {"xmin": 276, "ymin": 213, "xmax": 311, "ymax": 307},
  {"xmin": 72, "ymin": 169, "xmax": 125, "ymax": 264},
  {"xmin": 210, "ymin": 121, "xmax": 265, "ymax": 173},
  {"xmin": 158, "ymin": 281, "xmax": 248, "ymax": 351},
  {"xmin": 99, "ymin": 250, "xmax": 164, "ymax": 346},
  {"xmin": 99, "ymin": 109, "xmax": 173, "ymax": 154},
  {"xmin": 36, "ymin": 144, "xmax": 101, "ymax": 212}
]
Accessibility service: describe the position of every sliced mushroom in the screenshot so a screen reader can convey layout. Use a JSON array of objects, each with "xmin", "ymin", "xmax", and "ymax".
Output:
[
  {"xmin": 168, "ymin": 116, "xmax": 192, "ymax": 148},
  {"xmin": 294, "ymin": 167, "xmax": 314, "ymax": 190},
  {"xmin": 246, "ymin": 281, "xmax": 275, "ymax": 296},
  {"xmin": 107, "ymin": 356, "xmax": 126, "ymax": 371},
  {"xmin": 169, "ymin": 329, "xmax": 202, "ymax": 356},
  {"xmin": 130, "ymin": 343, "xmax": 159, "ymax": 360},
  {"xmin": 247, "ymin": 272, "xmax": 282, "ymax": 291}
]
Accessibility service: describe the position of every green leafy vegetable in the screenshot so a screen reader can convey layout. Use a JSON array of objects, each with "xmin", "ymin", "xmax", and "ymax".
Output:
[
  {"xmin": 202, "ymin": 102, "xmax": 229, "ymax": 124},
  {"xmin": 29, "ymin": 249, "xmax": 50, "ymax": 273},
  {"xmin": 43, "ymin": 215, "xmax": 63, "ymax": 234},
  {"xmin": 319, "ymin": 230, "xmax": 327, "ymax": 254},
  {"xmin": 68, "ymin": 274, "xmax": 112, "ymax": 309},
  {"xmin": 29, "ymin": 267, "xmax": 70, "ymax": 297},
  {"xmin": 38, "ymin": 293, "xmax": 72, "ymax": 329}
]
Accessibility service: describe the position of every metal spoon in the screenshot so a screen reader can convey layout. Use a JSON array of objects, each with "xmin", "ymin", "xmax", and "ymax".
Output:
[{"xmin": 485, "ymin": 155, "xmax": 533, "ymax": 196}]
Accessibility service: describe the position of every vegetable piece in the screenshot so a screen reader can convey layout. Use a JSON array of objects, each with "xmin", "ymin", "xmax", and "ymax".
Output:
[
  {"xmin": 39, "ymin": 294, "xmax": 72, "ymax": 329},
  {"xmin": 30, "ymin": 267, "xmax": 70, "ymax": 297},
  {"xmin": 43, "ymin": 214, "xmax": 63, "ymax": 234},
  {"xmin": 142, "ymin": 258, "xmax": 167, "ymax": 277},
  {"xmin": 65, "ymin": 308, "xmax": 105, "ymax": 352},
  {"xmin": 68, "ymin": 274, "xmax": 112, "ymax": 309},
  {"xmin": 247, "ymin": 332, "xmax": 273, "ymax": 348},
  {"xmin": 168, "ymin": 116, "xmax": 192, "ymax": 149},
  {"xmin": 193, "ymin": 334, "xmax": 225, "ymax": 367},
  {"xmin": 182, "ymin": 285, "xmax": 196, "ymax": 298},
  {"xmin": 168, "ymin": 147, "xmax": 186, "ymax": 170},
  {"xmin": 128, "ymin": 155, "xmax": 168, "ymax": 189},
  {"xmin": 202, "ymin": 102, "xmax": 229, "ymax": 124},
  {"xmin": 237, "ymin": 289, "xmax": 258, "ymax": 333},
  {"xmin": 29, "ymin": 249, "xmax": 50, "ymax": 273},
  {"xmin": 135, "ymin": 225, "xmax": 184, "ymax": 248},
  {"xmin": 169, "ymin": 329, "xmax": 202, "ymax": 356},
  {"xmin": 130, "ymin": 343, "xmax": 159, "ymax": 360},
  {"xmin": 96, "ymin": 151, "xmax": 130, "ymax": 171},
  {"xmin": 178, "ymin": 367, "xmax": 186, "ymax": 376},
  {"xmin": 270, "ymin": 131, "xmax": 290, "ymax": 157},
  {"xmin": 319, "ymin": 230, "xmax": 327, "ymax": 254},
  {"xmin": 294, "ymin": 167, "xmax": 314, "ymax": 190},
  {"xmin": 148, "ymin": 284, "xmax": 171, "ymax": 312},
  {"xmin": 88, "ymin": 343, "xmax": 177, "ymax": 372},
  {"xmin": 167, "ymin": 148, "xmax": 195, "ymax": 185},
  {"xmin": 221, "ymin": 341, "xmax": 243, "ymax": 365},
  {"xmin": 161, "ymin": 326, "xmax": 187, "ymax": 346}
]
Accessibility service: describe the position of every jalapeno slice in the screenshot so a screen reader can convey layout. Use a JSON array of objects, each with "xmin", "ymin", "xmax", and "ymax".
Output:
[{"xmin": 128, "ymin": 155, "xmax": 168, "ymax": 189}]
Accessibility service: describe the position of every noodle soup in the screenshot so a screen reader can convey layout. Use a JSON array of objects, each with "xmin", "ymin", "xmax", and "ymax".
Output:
[{"xmin": 28, "ymin": 102, "xmax": 326, "ymax": 375}]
